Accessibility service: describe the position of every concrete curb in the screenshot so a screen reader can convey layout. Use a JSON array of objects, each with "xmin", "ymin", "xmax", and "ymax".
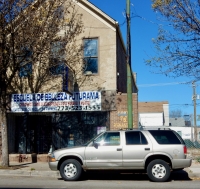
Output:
[
  {"xmin": 30, "ymin": 170, "xmax": 60, "ymax": 177},
  {"xmin": 0, "ymin": 170, "xmax": 60, "ymax": 177},
  {"xmin": 0, "ymin": 170, "xmax": 31, "ymax": 176}
]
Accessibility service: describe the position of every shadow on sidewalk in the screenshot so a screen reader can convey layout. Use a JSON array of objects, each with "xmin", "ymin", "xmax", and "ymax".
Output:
[{"xmin": 170, "ymin": 170, "xmax": 192, "ymax": 181}]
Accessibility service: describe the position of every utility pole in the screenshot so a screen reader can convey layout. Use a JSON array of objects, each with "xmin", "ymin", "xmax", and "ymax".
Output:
[
  {"xmin": 192, "ymin": 81, "xmax": 197, "ymax": 141},
  {"xmin": 126, "ymin": 0, "xmax": 133, "ymax": 129}
]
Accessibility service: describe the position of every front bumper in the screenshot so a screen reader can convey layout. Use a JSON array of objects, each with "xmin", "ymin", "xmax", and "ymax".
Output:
[
  {"xmin": 172, "ymin": 158, "xmax": 192, "ymax": 169},
  {"xmin": 48, "ymin": 161, "xmax": 58, "ymax": 171}
]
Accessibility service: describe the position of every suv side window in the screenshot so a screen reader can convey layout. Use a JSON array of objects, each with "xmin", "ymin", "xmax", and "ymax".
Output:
[
  {"xmin": 149, "ymin": 130, "xmax": 182, "ymax": 144},
  {"xmin": 95, "ymin": 132, "xmax": 120, "ymax": 146},
  {"xmin": 125, "ymin": 131, "xmax": 148, "ymax": 145}
]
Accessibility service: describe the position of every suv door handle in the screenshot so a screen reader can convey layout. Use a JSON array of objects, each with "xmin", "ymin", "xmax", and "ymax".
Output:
[
  {"xmin": 117, "ymin": 148, "xmax": 122, "ymax": 151},
  {"xmin": 145, "ymin": 148, "xmax": 150, "ymax": 151}
]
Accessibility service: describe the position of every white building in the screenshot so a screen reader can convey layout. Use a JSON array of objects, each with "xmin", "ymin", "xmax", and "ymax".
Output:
[{"xmin": 138, "ymin": 101, "xmax": 169, "ymax": 127}]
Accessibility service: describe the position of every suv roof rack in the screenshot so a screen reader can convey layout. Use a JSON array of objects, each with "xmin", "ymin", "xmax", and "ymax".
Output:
[
  {"xmin": 115, "ymin": 127, "xmax": 171, "ymax": 131},
  {"xmin": 140, "ymin": 126, "xmax": 171, "ymax": 130},
  {"xmin": 119, "ymin": 128, "xmax": 140, "ymax": 131}
]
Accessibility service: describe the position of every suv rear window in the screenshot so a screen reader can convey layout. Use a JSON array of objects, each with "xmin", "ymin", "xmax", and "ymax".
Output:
[{"xmin": 149, "ymin": 130, "xmax": 182, "ymax": 144}]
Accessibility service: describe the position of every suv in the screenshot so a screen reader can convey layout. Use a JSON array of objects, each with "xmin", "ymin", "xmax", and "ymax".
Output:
[{"xmin": 48, "ymin": 128, "xmax": 192, "ymax": 182}]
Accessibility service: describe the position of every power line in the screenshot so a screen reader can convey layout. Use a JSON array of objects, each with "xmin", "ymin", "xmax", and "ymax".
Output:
[{"xmin": 138, "ymin": 81, "xmax": 190, "ymax": 87}]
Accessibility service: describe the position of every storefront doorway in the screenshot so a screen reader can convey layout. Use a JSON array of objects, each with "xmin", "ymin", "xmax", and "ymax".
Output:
[{"xmin": 15, "ymin": 115, "xmax": 52, "ymax": 154}]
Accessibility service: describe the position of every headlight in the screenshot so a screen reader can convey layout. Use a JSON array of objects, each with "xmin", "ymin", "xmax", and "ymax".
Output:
[{"xmin": 48, "ymin": 153, "xmax": 56, "ymax": 162}]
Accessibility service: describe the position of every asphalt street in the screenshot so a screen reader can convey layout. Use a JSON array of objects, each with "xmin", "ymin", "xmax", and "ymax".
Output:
[
  {"xmin": 0, "ymin": 175, "xmax": 200, "ymax": 189},
  {"xmin": 0, "ymin": 160, "xmax": 199, "ymax": 189}
]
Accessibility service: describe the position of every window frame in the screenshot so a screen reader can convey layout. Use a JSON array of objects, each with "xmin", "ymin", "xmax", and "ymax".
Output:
[
  {"xmin": 83, "ymin": 38, "xmax": 99, "ymax": 75},
  {"xmin": 18, "ymin": 47, "xmax": 33, "ymax": 78},
  {"xmin": 149, "ymin": 130, "xmax": 183, "ymax": 145},
  {"xmin": 94, "ymin": 132, "xmax": 120, "ymax": 146},
  {"xmin": 49, "ymin": 41, "xmax": 66, "ymax": 76},
  {"xmin": 125, "ymin": 131, "xmax": 148, "ymax": 145}
]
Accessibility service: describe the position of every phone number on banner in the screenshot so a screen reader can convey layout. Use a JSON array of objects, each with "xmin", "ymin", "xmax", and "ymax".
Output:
[{"xmin": 57, "ymin": 105, "xmax": 101, "ymax": 111}]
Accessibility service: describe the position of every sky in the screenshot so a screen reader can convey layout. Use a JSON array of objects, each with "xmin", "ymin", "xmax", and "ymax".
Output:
[{"xmin": 89, "ymin": 0, "xmax": 200, "ymax": 123}]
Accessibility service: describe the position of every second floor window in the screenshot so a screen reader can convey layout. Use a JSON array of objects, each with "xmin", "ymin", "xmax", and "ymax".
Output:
[
  {"xmin": 49, "ymin": 41, "xmax": 65, "ymax": 75},
  {"xmin": 83, "ymin": 38, "xmax": 98, "ymax": 74},
  {"xmin": 18, "ymin": 48, "xmax": 32, "ymax": 78},
  {"xmin": 19, "ymin": 62, "xmax": 32, "ymax": 77}
]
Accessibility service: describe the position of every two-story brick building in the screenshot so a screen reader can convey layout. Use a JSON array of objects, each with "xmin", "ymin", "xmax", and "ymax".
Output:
[{"xmin": 2, "ymin": 0, "xmax": 138, "ymax": 160}]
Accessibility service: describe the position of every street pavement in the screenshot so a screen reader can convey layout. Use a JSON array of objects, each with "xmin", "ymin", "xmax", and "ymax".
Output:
[{"xmin": 0, "ymin": 160, "xmax": 200, "ymax": 179}]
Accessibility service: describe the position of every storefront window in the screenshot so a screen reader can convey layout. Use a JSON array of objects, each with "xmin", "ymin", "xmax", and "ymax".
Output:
[{"xmin": 10, "ymin": 111, "xmax": 108, "ymax": 154}]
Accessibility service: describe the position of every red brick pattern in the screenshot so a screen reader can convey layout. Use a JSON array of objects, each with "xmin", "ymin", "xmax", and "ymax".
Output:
[
  {"xmin": 138, "ymin": 101, "xmax": 168, "ymax": 113},
  {"xmin": 110, "ymin": 93, "xmax": 138, "ymax": 130}
]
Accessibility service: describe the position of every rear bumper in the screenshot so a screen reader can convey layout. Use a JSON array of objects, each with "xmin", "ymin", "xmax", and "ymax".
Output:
[
  {"xmin": 172, "ymin": 158, "xmax": 192, "ymax": 169},
  {"xmin": 48, "ymin": 161, "xmax": 58, "ymax": 171}
]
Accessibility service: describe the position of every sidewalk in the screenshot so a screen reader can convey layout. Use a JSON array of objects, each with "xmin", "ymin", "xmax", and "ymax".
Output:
[
  {"xmin": 184, "ymin": 160, "xmax": 200, "ymax": 179},
  {"xmin": 0, "ymin": 162, "xmax": 60, "ymax": 178},
  {"xmin": 0, "ymin": 160, "xmax": 200, "ymax": 179}
]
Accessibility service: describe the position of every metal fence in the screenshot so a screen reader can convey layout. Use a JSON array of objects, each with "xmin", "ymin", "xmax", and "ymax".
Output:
[
  {"xmin": 184, "ymin": 140, "xmax": 200, "ymax": 161},
  {"xmin": 184, "ymin": 140, "xmax": 200, "ymax": 149}
]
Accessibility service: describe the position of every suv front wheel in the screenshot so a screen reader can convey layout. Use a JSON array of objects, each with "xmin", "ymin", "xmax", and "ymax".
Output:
[
  {"xmin": 60, "ymin": 159, "xmax": 83, "ymax": 181},
  {"xmin": 147, "ymin": 159, "xmax": 170, "ymax": 182}
]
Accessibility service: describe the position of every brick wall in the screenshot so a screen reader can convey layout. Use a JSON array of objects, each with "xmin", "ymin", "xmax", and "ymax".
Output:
[
  {"xmin": 138, "ymin": 101, "xmax": 168, "ymax": 113},
  {"xmin": 110, "ymin": 93, "xmax": 138, "ymax": 130}
]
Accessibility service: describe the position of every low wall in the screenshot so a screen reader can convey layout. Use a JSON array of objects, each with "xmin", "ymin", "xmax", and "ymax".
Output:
[{"xmin": 9, "ymin": 154, "xmax": 49, "ymax": 163}]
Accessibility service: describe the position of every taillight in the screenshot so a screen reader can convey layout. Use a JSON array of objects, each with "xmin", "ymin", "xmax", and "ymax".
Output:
[{"xmin": 184, "ymin": 145, "xmax": 187, "ymax": 154}]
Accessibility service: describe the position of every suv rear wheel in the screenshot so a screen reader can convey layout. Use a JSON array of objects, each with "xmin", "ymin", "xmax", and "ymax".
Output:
[
  {"xmin": 60, "ymin": 159, "xmax": 82, "ymax": 181},
  {"xmin": 147, "ymin": 159, "xmax": 170, "ymax": 182}
]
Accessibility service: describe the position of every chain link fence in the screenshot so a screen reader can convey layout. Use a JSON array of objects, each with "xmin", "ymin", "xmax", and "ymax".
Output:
[{"xmin": 184, "ymin": 139, "xmax": 200, "ymax": 162}]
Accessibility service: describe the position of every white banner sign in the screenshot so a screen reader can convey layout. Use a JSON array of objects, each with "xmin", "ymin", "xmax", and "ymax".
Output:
[{"xmin": 11, "ymin": 91, "xmax": 101, "ymax": 112}]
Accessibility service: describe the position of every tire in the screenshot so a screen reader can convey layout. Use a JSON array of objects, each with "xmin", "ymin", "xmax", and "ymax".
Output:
[
  {"xmin": 60, "ymin": 159, "xmax": 83, "ymax": 181},
  {"xmin": 147, "ymin": 159, "xmax": 170, "ymax": 182}
]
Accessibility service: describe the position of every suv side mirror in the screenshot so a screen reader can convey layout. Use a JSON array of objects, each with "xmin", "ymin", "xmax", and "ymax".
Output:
[{"xmin": 93, "ymin": 142, "xmax": 98, "ymax": 149}]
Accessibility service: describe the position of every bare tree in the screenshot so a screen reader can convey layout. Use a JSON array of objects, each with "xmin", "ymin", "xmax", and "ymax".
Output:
[
  {"xmin": 170, "ymin": 109, "xmax": 183, "ymax": 118},
  {"xmin": 0, "ymin": 0, "xmax": 84, "ymax": 166},
  {"xmin": 147, "ymin": 0, "xmax": 200, "ymax": 80}
]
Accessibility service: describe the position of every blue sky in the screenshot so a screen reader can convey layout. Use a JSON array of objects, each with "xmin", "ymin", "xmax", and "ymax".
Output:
[{"xmin": 89, "ymin": 0, "xmax": 200, "ymax": 122}]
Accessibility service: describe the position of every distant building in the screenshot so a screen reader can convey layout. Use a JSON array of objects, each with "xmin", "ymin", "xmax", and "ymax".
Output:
[
  {"xmin": 138, "ymin": 101, "xmax": 169, "ymax": 127},
  {"xmin": 169, "ymin": 117, "xmax": 185, "ymax": 127},
  {"xmin": 169, "ymin": 117, "xmax": 191, "ymax": 127},
  {"xmin": 169, "ymin": 126, "xmax": 193, "ymax": 140}
]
